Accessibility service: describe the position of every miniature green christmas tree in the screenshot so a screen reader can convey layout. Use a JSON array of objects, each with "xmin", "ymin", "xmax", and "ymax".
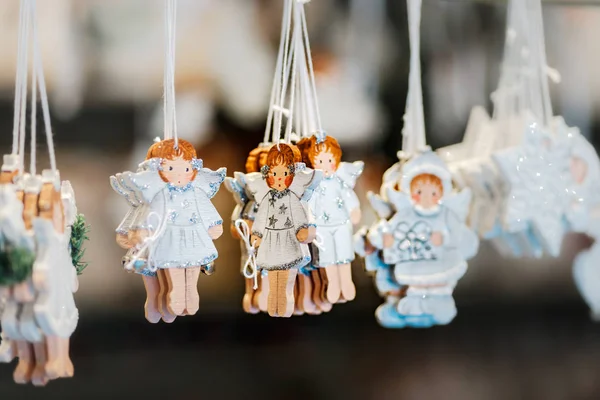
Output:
[{"xmin": 70, "ymin": 214, "xmax": 90, "ymax": 275}]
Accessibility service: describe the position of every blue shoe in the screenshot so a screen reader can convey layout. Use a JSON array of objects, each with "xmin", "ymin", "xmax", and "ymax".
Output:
[{"xmin": 375, "ymin": 299, "xmax": 407, "ymax": 329}]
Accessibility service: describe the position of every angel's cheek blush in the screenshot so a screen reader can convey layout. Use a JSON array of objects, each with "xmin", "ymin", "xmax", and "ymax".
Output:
[
  {"xmin": 284, "ymin": 175, "xmax": 294, "ymax": 187},
  {"xmin": 412, "ymin": 193, "xmax": 420, "ymax": 202},
  {"xmin": 267, "ymin": 176, "xmax": 275, "ymax": 187}
]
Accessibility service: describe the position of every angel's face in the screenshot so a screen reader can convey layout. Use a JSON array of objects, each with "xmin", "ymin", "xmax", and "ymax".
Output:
[
  {"xmin": 162, "ymin": 156, "xmax": 195, "ymax": 187},
  {"xmin": 570, "ymin": 156, "xmax": 588, "ymax": 185},
  {"xmin": 267, "ymin": 163, "xmax": 294, "ymax": 191},
  {"xmin": 314, "ymin": 150, "xmax": 338, "ymax": 177},
  {"xmin": 411, "ymin": 180, "xmax": 442, "ymax": 209}
]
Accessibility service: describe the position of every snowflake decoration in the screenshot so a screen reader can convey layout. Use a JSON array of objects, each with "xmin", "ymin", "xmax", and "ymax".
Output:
[{"xmin": 493, "ymin": 119, "xmax": 571, "ymax": 256}]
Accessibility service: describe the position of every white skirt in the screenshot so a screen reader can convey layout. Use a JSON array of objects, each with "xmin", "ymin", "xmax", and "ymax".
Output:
[
  {"xmin": 152, "ymin": 224, "xmax": 218, "ymax": 268},
  {"xmin": 256, "ymin": 228, "xmax": 309, "ymax": 271}
]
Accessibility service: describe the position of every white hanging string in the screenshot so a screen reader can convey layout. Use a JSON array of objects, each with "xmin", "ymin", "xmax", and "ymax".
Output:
[
  {"xmin": 30, "ymin": 26, "xmax": 37, "ymax": 177},
  {"xmin": 18, "ymin": 0, "xmax": 32, "ymax": 175},
  {"xmin": 31, "ymin": 0, "xmax": 57, "ymax": 173},
  {"xmin": 235, "ymin": 219, "xmax": 258, "ymax": 289},
  {"xmin": 12, "ymin": 0, "xmax": 29, "ymax": 158},
  {"xmin": 402, "ymin": 0, "xmax": 426, "ymax": 155},
  {"xmin": 272, "ymin": 0, "xmax": 294, "ymax": 145},
  {"xmin": 531, "ymin": 0, "xmax": 553, "ymax": 130},
  {"xmin": 163, "ymin": 0, "xmax": 178, "ymax": 148},
  {"xmin": 283, "ymin": 3, "xmax": 302, "ymax": 144},
  {"xmin": 299, "ymin": 3, "xmax": 322, "ymax": 135},
  {"xmin": 264, "ymin": 0, "xmax": 293, "ymax": 144}
]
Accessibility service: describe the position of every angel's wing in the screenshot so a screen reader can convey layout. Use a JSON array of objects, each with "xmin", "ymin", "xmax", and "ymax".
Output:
[
  {"xmin": 121, "ymin": 171, "xmax": 163, "ymax": 204},
  {"xmin": 367, "ymin": 191, "xmax": 393, "ymax": 220},
  {"xmin": 193, "ymin": 167, "xmax": 227, "ymax": 199},
  {"xmin": 224, "ymin": 175, "xmax": 248, "ymax": 208},
  {"xmin": 385, "ymin": 186, "xmax": 412, "ymax": 211},
  {"xmin": 443, "ymin": 188, "xmax": 472, "ymax": 222},
  {"xmin": 289, "ymin": 167, "xmax": 323, "ymax": 201},
  {"xmin": 337, "ymin": 161, "xmax": 364, "ymax": 189},
  {"xmin": 380, "ymin": 162, "xmax": 402, "ymax": 197},
  {"xmin": 245, "ymin": 172, "xmax": 270, "ymax": 205},
  {"xmin": 60, "ymin": 181, "xmax": 78, "ymax": 227}
]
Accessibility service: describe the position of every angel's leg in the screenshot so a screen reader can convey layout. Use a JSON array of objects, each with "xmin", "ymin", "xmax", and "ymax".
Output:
[
  {"xmin": 31, "ymin": 340, "xmax": 48, "ymax": 386},
  {"xmin": 277, "ymin": 269, "xmax": 297, "ymax": 318},
  {"xmin": 293, "ymin": 275, "xmax": 303, "ymax": 316},
  {"xmin": 13, "ymin": 340, "xmax": 34, "ymax": 384},
  {"xmin": 157, "ymin": 270, "xmax": 176, "ymax": 323},
  {"xmin": 300, "ymin": 272, "xmax": 318, "ymax": 314},
  {"xmin": 318, "ymin": 269, "xmax": 332, "ymax": 312},
  {"xmin": 184, "ymin": 267, "xmax": 201, "ymax": 316},
  {"xmin": 166, "ymin": 269, "xmax": 186, "ymax": 316},
  {"xmin": 142, "ymin": 275, "xmax": 161, "ymax": 324},
  {"xmin": 339, "ymin": 263, "xmax": 356, "ymax": 301},
  {"xmin": 325, "ymin": 265, "xmax": 341, "ymax": 303},
  {"xmin": 61, "ymin": 337, "xmax": 74, "ymax": 378},
  {"xmin": 44, "ymin": 335, "xmax": 62, "ymax": 380},
  {"xmin": 267, "ymin": 271, "xmax": 278, "ymax": 317},
  {"xmin": 256, "ymin": 272, "xmax": 269, "ymax": 312},
  {"xmin": 243, "ymin": 278, "xmax": 259, "ymax": 314}
]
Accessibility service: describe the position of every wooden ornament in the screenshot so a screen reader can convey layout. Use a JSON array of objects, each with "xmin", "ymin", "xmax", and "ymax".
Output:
[
  {"xmin": 246, "ymin": 143, "xmax": 322, "ymax": 318},
  {"xmin": 110, "ymin": 139, "xmax": 225, "ymax": 321},
  {"xmin": 225, "ymin": 144, "xmax": 269, "ymax": 315},
  {"xmin": 298, "ymin": 135, "xmax": 363, "ymax": 306}
]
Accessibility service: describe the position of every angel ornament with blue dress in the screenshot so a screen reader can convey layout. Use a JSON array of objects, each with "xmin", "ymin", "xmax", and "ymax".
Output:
[
  {"xmin": 369, "ymin": 150, "xmax": 479, "ymax": 328},
  {"xmin": 115, "ymin": 139, "xmax": 225, "ymax": 319},
  {"xmin": 247, "ymin": 143, "xmax": 321, "ymax": 318},
  {"xmin": 298, "ymin": 132, "xmax": 363, "ymax": 304}
]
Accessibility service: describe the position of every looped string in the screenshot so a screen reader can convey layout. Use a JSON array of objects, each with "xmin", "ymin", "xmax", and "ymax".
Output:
[
  {"xmin": 235, "ymin": 219, "xmax": 258, "ymax": 289},
  {"xmin": 402, "ymin": 0, "xmax": 426, "ymax": 156},
  {"xmin": 125, "ymin": 210, "xmax": 170, "ymax": 273},
  {"xmin": 163, "ymin": 0, "xmax": 178, "ymax": 149},
  {"xmin": 312, "ymin": 232, "xmax": 326, "ymax": 252}
]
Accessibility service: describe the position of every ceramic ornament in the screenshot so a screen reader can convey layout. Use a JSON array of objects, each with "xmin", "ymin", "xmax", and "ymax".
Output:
[
  {"xmin": 355, "ymin": 0, "xmax": 479, "ymax": 329},
  {"xmin": 246, "ymin": 143, "xmax": 320, "ymax": 318},
  {"xmin": 368, "ymin": 150, "xmax": 479, "ymax": 328}
]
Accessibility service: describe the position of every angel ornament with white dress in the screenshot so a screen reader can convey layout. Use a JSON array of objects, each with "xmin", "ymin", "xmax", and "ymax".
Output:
[
  {"xmin": 247, "ymin": 143, "xmax": 321, "ymax": 318},
  {"xmin": 298, "ymin": 133, "xmax": 363, "ymax": 303},
  {"xmin": 369, "ymin": 150, "xmax": 478, "ymax": 328},
  {"xmin": 117, "ymin": 139, "xmax": 225, "ymax": 318}
]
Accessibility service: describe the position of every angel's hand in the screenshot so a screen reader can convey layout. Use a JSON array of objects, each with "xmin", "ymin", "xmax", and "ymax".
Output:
[
  {"xmin": 383, "ymin": 233, "xmax": 394, "ymax": 249},
  {"xmin": 208, "ymin": 224, "xmax": 224, "ymax": 240}
]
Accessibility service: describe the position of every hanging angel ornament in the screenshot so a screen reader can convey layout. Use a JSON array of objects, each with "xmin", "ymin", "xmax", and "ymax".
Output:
[
  {"xmin": 112, "ymin": 139, "xmax": 225, "ymax": 319},
  {"xmin": 224, "ymin": 145, "xmax": 271, "ymax": 314},
  {"xmin": 298, "ymin": 133, "xmax": 363, "ymax": 303},
  {"xmin": 246, "ymin": 143, "xmax": 320, "ymax": 318},
  {"xmin": 357, "ymin": 0, "xmax": 479, "ymax": 329},
  {"xmin": 0, "ymin": 0, "xmax": 88, "ymax": 385},
  {"xmin": 110, "ymin": 0, "xmax": 225, "ymax": 322},
  {"xmin": 368, "ymin": 150, "xmax": 478, "ymax": 327}
]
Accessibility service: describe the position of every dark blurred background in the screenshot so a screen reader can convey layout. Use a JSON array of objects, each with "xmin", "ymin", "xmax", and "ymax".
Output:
[{"xmin": 1, "ymin": 0, "xmax": 600, "ymax": 399}]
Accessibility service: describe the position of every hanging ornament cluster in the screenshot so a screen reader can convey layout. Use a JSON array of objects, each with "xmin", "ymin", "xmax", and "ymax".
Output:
[
  {"xmin": 0, "ymin": 0, "xmax": 88, "ymax": 386},
  {"xmin": 225, "ymin": 0, "xmax": 363, "ymax": 318},
  {"xmin": 435, "ymin": 0, "xmax": 600, "ymax": 318},
  {"xmin": 109, "ymin": 0, "xmax": 226, "ymax": 323},
  {"xmin": 355, "ymin": 0, "xmax": 479, "ymax": 329}
]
